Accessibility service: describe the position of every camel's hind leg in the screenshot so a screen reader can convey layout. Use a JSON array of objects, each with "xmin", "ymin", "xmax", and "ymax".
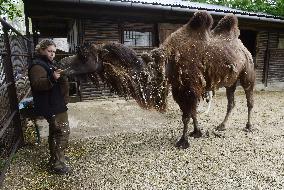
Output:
[
  {"xmin": 216, "ymin": 82, "xmax": 237, "ymax": 131},
  {"xmin": 243, "ymin": 86, "xmax": 254, "ymax": 131},
  {"xmin": 240, "ymin": 71, "xmax": 255, "ymax": 131}
]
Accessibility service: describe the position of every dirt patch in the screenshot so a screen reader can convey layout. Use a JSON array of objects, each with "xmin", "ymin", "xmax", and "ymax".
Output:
[
  {"xmin": 2, "ymin": 90, "xmax": 284, "ymax": 189},
  {"xmin": 39, "ymin": 90, "xmax": 283, "ymax": 141},
  {"xmin": 37, "ymin": 98, "xmax": 174, "ymax": 139}
]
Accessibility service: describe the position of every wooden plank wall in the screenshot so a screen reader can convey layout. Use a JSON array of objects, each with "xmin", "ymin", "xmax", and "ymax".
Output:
[
  {"xmin": 267, "ymin": 32, "xmax": 284, "ymax": 83},
  {"xmin": 158, "ymin": 23, "xmax": 182, "ymax": 44},
  {"xmin": 255, "ymin": 31, "xmax": 268, "ymax": 84},
  {"xmin": 83, "ymin": 19, "xmax": 120, "ymax": 44},
  {"xmin": 268, "ymin": 49, "xmax": 284, "ymax": 83},
  {"xmin": 122, "ymin": 22, "xmax": 154, "ymax": 32},
  {"xmin": 268, "ymin": 32, "xmax": 279, "ymax": 48},
  {"xmin": 256, "ymin": 31, "xmax": 284, "ymax": 84}
]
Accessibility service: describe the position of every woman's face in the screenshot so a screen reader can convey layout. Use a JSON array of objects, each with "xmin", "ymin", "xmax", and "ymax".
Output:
[{"xmin": 40, "ymin": 45, "xmax": 56, "ymax": 62}]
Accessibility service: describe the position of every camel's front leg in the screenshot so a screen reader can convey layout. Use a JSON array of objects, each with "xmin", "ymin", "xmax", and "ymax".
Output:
[
  {"xmin": 189, "ymin": 113, "xmax": 202, "ymax": 138},
  {"xmin": 176, "ymin": 112, "xmax": 190, "ymax": 149},
  {"xmin": 216, "ymin": 83, "xmax": 236, "ymax": 131}
]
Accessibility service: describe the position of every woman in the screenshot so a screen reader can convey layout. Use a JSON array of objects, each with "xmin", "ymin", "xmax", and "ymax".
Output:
[{"xmin": 28, "ymin": 39, "xmax": 70, "ymax": 174}]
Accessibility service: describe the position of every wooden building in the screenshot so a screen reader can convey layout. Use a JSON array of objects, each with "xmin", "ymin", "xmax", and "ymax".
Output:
[{"xmin": 24, "ymin": 0, "xmax": 284, "ymax": 99}]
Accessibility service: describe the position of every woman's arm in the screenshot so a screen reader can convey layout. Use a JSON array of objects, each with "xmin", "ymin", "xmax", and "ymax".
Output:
[{"xmin": 29, "ymin": 65, "xmax": 55, "ymax": 91}]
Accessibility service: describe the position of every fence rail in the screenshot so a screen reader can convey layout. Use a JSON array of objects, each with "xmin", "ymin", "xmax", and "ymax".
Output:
[{"xmin": 0, "ymin": 17, "xmax": 32, "ymax": 186}]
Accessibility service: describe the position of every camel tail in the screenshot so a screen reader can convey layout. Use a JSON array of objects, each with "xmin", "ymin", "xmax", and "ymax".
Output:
[
  {"xmin": 188, "ymin": 11, "xmax": 213, "ymax": 31},
  {"xmin": 213, "ymin": 14, "xmax": 239, "ymax": 35}
]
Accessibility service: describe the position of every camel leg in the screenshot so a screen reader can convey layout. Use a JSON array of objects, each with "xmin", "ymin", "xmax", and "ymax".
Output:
[
  {"xmin": 243, "ymin": 87, "xmax": 254, "ymax": 131},
  {"xmin": 216, "ymin": 83, "xmax": 237, "ymax": 131},
  {"xmin": 239, "ymin": 68, "xmax": 255, "ymax": 132},
  {"xmin": 176, "ymin": 112, "xmax": 190, "ymax": 149},
  {"xmin": 189, "ymin": 112, "xmax": 202, "ymax": 138}
]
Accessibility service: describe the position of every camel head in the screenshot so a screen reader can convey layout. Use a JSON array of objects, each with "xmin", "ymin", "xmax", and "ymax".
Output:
[{"xmin": 61, "ymin": 43, "xmax": 106, "ymax": 76}]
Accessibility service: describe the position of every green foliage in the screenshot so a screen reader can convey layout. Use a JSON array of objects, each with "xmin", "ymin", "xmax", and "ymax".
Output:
[
  {"xmin": 188, "ymin": 0, "xmax": 284, "ymax": 17},
  {"xmin": 0, "ymin": 0, "xmax": 22, "ymax": 19}
]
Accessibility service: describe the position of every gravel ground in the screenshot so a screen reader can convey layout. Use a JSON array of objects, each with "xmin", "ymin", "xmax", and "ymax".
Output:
[{"xmin": 2, "ymin": 90, "xmax": 284, "ymax": 190}]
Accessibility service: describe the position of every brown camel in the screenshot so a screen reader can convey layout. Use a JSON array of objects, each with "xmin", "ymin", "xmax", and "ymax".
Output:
[
  {"xmin": 62, "ymin": 11, "xmax": 255, "ymax": 149},
  {"xmin": 148, "ymin": 11, "xmax": 255, "ymax": 148}
]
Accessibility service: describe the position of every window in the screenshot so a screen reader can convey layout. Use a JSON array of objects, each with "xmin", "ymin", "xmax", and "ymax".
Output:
[{"xmin": 123, "ymin": 30, "xmax": 153, "ymax": 47}]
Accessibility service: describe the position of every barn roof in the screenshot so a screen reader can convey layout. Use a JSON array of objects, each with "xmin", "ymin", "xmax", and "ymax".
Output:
[
  {"xmin": 62, "ymin": 0, "xmax": 284, "ymax": 23},
  {"xmin": 24, "ymin": 0, "xmax": 284, "ymax": 37},
  {"xmin": 112, "ymin": 0, "xmax": 284, "ymax": 22}
]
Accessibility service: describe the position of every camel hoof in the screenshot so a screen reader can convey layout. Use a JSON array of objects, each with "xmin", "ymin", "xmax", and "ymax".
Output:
[
  {"xmin": 189, "ymin": 130, "xmax": 202, "ymax": 138},
  {"xmin": 175, "ymin": 139, "xmax": 190, "ymax": 149},
  {"xmin": 216, "ymin": 123, "xmax": 226, "ymax": 131},
  {"xmin": 212, "ymin": 130, "xmax": 224, "ymax": 138},
  {"xmin": 243, "ymin": 123, "xmax": 252, "ymax": 132}
]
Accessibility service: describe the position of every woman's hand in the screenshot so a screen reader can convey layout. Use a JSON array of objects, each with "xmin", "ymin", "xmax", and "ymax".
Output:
[{"xmin": 53, "ymin": 69, "xmax": 63, "ymax": 80}]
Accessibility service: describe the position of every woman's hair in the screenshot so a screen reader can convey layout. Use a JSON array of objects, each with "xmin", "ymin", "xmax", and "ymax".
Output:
[{"xmin": 35, "ymin": 39, "xmax": 56, "ymax": 54}]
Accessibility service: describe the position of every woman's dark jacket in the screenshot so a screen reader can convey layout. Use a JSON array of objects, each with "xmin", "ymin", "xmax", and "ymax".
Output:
[{"xmin": 28, "ymin": 55, "xmax": 69, "ymax": 118}]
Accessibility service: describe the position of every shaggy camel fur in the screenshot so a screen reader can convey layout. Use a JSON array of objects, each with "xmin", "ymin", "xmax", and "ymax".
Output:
[
  {"xmin": 102, "ymin": 44, "xmax": 169, "ymax": 111},
  {"xmin": 64, "ymin": 11, "xmax": 255, "ymax": 149},
  {"xmin": 147, "ymin": 11, "xmax": 255, "ymax": 149}
]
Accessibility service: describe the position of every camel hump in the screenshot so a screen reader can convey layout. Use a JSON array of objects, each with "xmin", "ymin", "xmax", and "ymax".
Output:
[
  {"xmin": 188, "ymin": 11, "xmax": 213, "ymax": 31},
  {"xmin": 213, "ymin": 14, "xmax": 239, "ymax": 35}
]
